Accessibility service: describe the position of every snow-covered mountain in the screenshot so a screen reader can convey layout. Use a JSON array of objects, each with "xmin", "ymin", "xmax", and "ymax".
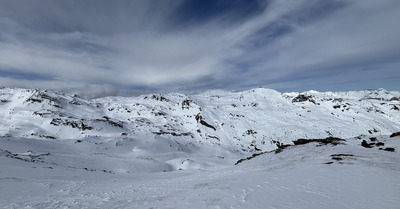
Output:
[
  {"xmin": 1, "ymin": 87, "xmax": 399, "ymax": 150},
  {"xmin": 1, "ymin": 87, "xmax": 400, "ymax": 208}
]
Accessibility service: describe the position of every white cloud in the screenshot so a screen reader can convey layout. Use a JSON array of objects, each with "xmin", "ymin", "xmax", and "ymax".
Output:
[
  {"xmin": 224, "ymin": 0, "xmax": 400, "ymax": 89},
  {"xmin": 0, "ymin": 77, "xmax": 118, "ymax": 98},
  {"xmin": 0, "ymin": 0, "xmax": 399, "ymax": 94}
]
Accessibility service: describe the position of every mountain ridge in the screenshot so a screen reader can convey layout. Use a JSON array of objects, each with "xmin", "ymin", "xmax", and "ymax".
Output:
[
  {"xmin": 1, "ymin": 87, "xmax": 399, "ymax": 153},
  {"xmin": 1, "ymin": 87, "xmax": 400, "ymax": 208}
]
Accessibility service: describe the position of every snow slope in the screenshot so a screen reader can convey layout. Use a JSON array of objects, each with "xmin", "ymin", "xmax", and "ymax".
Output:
[
  {"xmin": 1, "ymin": 134, "xmax": 399, "ymax": 208},
  {"xmin": 1, "ymin": 87, "xmax": 399, "ymax": 151},
  {"xmin": 1, "ymin": 87, "xmax": 399, "ymax": 208}
]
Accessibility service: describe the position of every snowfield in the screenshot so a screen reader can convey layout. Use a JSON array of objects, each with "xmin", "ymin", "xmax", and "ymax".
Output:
[{"xmin": 0, "ymin": 87, "xmax": 399, "ymax": 208}]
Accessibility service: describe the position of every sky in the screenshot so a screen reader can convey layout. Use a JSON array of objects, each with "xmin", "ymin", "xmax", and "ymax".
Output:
[{"xmin": 0, "ymin": 0, "xmax": 399, "ymax": 98}]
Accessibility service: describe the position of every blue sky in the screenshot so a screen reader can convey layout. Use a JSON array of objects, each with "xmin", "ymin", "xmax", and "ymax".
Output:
[{"xmin": 0, "ymin": 0, "xmax": 399, "ymax": 97}]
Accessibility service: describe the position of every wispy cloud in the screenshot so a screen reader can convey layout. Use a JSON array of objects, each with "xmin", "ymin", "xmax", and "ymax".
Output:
[{"xmin": 0, "ymin": 0, "xmax": 399, "ymax": 95}]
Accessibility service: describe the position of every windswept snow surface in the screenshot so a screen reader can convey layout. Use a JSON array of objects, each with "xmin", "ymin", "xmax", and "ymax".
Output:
[{"xmin": 1, "ymin": 87, "xmax": 400, "ymax": 208}]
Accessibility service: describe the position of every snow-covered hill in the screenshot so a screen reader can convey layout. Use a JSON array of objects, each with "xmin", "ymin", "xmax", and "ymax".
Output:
[
  {"xmin": 1, "ymin": 87, "xmax": 399, "ymax": 149},
  {"xmin": 1, "ymin": 87, "xmax": 399, "ymax": 208}
]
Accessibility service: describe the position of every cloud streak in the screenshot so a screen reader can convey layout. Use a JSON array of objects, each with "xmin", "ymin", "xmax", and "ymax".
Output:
[{"xmin": 0, "ymin": 0, "xmax": 399, "ymax": 95}]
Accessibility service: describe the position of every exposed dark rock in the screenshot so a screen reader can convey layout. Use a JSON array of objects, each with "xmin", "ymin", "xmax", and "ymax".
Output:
[
  {"xmin": 369, "ymin": 137, "xmax": 377, "ymax": 141},
  {"xmin": 375, "ymin": 142, "xmax": 385, "ymax": 147},
  {"xmin": 26, "ymin": 98, "xmax": 42, "ymax": 103},
  {"xmin": 361, "ymin": 140, "xmax": 373, "ymax": 148},
  {"xmin": 274, "ymin": 148, "xmax": 284, "ymax": 154},
  {"xmin": 195, "ymin": 113, "xmax": 202, "ymax": 122},
  {"xmin": 84, "ymin": 167, "xmax": 95, "ymax": 171},
  {"xmin": 200, "ymin": 120, "xmax": 216, "ymax": 131},
  {"xmin": 250, "ymin": 103, "xmax": 258, "ymax": 107},
  {"xmin": 33, "ymin": 110, "xmax": 54, "ymax": 117},
  {"xmin": 229, "ymin": 113, "xmax": 245, "ymax": 118},
  {"xmin": 30, "ymin": 133, "xmax": 56, "ymax": 140},
  {"xmin": 50, "ymin": 118, "xmax": 93, "ymax": 131},
  {"xmin": 235, "ymin": 152, "xmax": 266, "ymax": 165},
  {"xmin": 355, "ymin": 135, "xmax": 366, "ymax": 140},
  {"xmin": 383, "ymin": 147, "xmax": 395, "ymax": 152},
  {"xmin": 97, "ymin": 117, "xmax": 124, "ymax": 128},
  {"xmin": 243, "ymin": 129, "xmax": 257, "ymax": 137},
  {"xmin": 0, "ymin": 149, "xmax": 50, "ymax": 163},
  {"xmin": 271, "ymin": 140, "xmax": 291, "ymax": 153},
  {"xmin": 331, "ymin": 154, "xmax": 354, "ymax": 157},
  {"xmin": 153, "ymin": 131, "xmax": 193, "ymax": 137},
  {"xmin": 254, "ymin": 146, "xmax": 262, "ymax": 152},
  {"xmin": 246, "ymin": 130, "xmax": 257, "ymax": 135},
  {"xmin": 391, "ymin": 105, "xmax": 399, "ymax": 111},
  {"xmin": 292, "ymin": 94, "xmax": 318, "ymax": 104},
  {"xmin": 207, "ymin": 135, "xmax": 220, "ymax": 141},
  {"xmin": 181, "ymin": 99, "xmax": 192, "ymax": 110},
  {"xmin": 69, "ymin": 99, "xmax": 84, "ymax": 105},
  {"xmin": 151, "ymin": 95, "xmax": 169, "ymax": 102},
  {"xmin": 152, "ymin": 112, "xmax": 166, "ymax": 116},
  {"xmin": 195, "ymin": 113, "xmax": 216, "ymax": 130},
  {"xmin": 331, "ymin": 157, "xmax": 343, "ymax": 161},
  {"xmin": 368, "ymin": 128, "xmax": 379, "ymax": 134},
  {"xmin": 292, "ymin": 137, "xmax": 345, "ymax": 146},
  {"xmin": 332, "ymin": 98, "xmax": 343, "ymax": 103},
  {"xmin": 25, "ymin": 91, "xmax": 62, "ymax": 108},
  {"xmin": 51, "ymin": 116, "xmax": 123, "ymax": 131},
  {"xmin": 390, "ymin": 132, "xmax": 400, "ymax": 138},
  {"xmin": 326, "ymin": 131, "xmax": 333, "ymax": 137}
]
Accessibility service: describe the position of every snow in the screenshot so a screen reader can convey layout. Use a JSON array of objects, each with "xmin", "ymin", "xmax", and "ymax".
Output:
[
  {"xmin": 1, "ymin": 87, "xmax": 400, "ymax": 208},
  {"xmin": 1, "ymin": 135, "xmax": 399, "ymax": 208}
]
